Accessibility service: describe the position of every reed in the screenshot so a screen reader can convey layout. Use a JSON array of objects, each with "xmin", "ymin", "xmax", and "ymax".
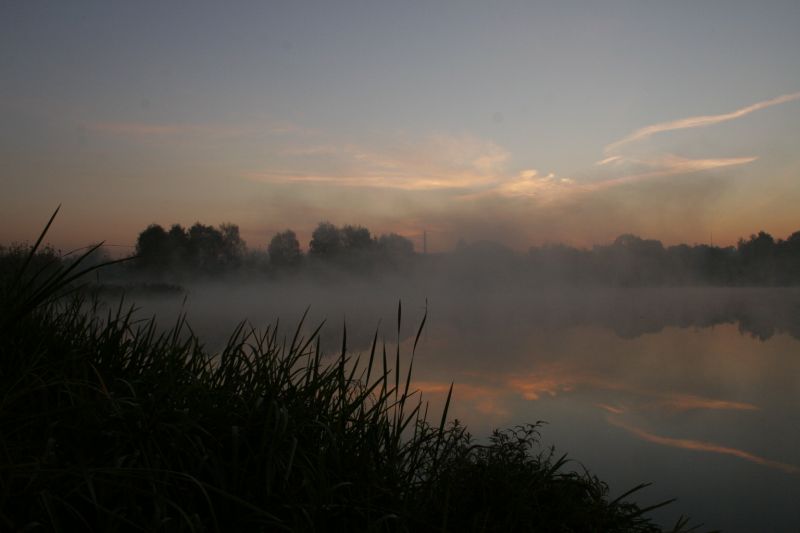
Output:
[{"xmin": 0, "ymin": 211, "xmax": 711, "ymax": 532}]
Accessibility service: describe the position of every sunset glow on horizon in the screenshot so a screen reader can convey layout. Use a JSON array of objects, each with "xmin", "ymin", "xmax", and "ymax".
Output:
[{"xmin": 3, "ymin": 2, "xmax": 800, "ymax": 252}]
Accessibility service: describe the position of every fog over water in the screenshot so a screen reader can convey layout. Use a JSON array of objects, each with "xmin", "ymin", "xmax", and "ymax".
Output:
[{"xmin": 118, "ymin": 278, "xmax": 800, "ymax": 533}]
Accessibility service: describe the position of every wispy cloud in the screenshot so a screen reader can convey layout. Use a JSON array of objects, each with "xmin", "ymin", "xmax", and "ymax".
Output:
[
  {"xmin": 246, "ymin": 91, "xmax": 797, "ymax": 202},
  {"xmin": 247, "ymin": 134, "xmax": 512, "ymax": 191},
  {"xmin": 604, "ymin": 91, "xmax": 800, "ymax": 155},
  {"xmin": 415, "ymin": 381, "xmax": 510, "ymax": 417},
  {"xmin": 580, "ymin": 92, "xmax": 800, "ymax": 193},
  {"xmin": 596, "ymin": 155, "xmax": 624, "ymax": 166},
  {"xmin": 608, "ymin": 417, "xmax": 800, "ymax": 475},
  {"xmin": 501, "ymin": 365, "xmax": 758, "ymax": 413},
  {"xmin": 654, "ymin": 394, "xmax": 757, "ymax": 413},
  {"xmin": 491, "ymin": 169, "xmax": 574, "ymax": 199},
  {"xmin": 596, "ymin": 403, "xmax": 626, "ymax": 414},
  {"xmin": 414, "ymin": 369, "xmax": 758, "ymax": 430},
  {"xmin": 586, "ymin": 155, "xmax": 758, "ymax": 191},
  {"xmin": 247, "ymin": 169, "xmax": 497, "ymax": 191},
  {"xmin": 507, "ymin": 373, "xmax": 576, "ymax": 400}
]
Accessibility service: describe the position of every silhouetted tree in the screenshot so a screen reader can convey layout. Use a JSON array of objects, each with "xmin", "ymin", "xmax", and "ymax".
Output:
[
  {"xmin": 603, "ymin": 234, "xmax": 666, "ymax": 285},
  {"xmin": 309, "ymin": 222, "xmax": 342, "ymax": 258},
  {"xmin": 135, "ymin": 222, "xmax": 245, "ymax": 274},
  {"xmin": 739, "ymin": 231, "xmax": 775, "ymax": 260},
  {"xmin": 165, "ymin": 224, "xmax": 190, "ymax": 268},
  {"xmin": 776, "ymin": 231, "xmax": 800, "ymax": 284},
  {"xmin": 268, "ymin": 230, "xmax": 302, "ymax": 267},
  {"xmin": 129, "ymin": 219, "xmax": 800, "ymax": 284},
  {"xmin": 135, "ymin": 224, "xmax": 169, "ymax": 269},
  {"xmin": 187, "ymin": 223, "xmax": 226, "ymax": 273},
  {"xmin": 612, "ymin": 234, "xmax": 664, "ymax": 256},
  {"xmin": 341, "ymin": 225, "xmax": 374, "ymax": 252},
  {"xmin": 219, "ymin": 223, "xmax": 246, "ymax": 269},
  {"xmin": 738, "ymin": 231, "xmax": 776, "ymax": 283}
]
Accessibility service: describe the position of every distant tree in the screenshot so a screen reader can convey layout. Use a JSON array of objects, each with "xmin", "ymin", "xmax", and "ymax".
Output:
[
  {"xmin": 341, "ymin": 225, "xmax": 374, "ymax": 252},
  {"xmin": 529, "ymin": 243, "xmax": 593, "ymax": 284},
  {"xmin": 738, "ymin": 231, "xmax": 776, "ymax": 283},
  {"xmin": 665, "ymin": 243, "xmax": 735, "ymax": 285},
  {"xmin": 611, "ymin": 234, "xmax": 664, "ymax": 255},
  {"xmin": 219, "ymin": 223, "xmax": 246, "ymax": 268},
  {"xmin": 377, "ymin": 233, "xmax": 414, "ymax": 256},
  {"xmin": 776, "ymin": 231, "xmax": 800, "ymax": 284},
  {"xmin": 134, "ymin": 222, "xmax": 246, "ymax": 274},
  {"xmin": 595, "ymin": 234, "xmax": 667, "ymax": 285},
  {"xmin": 738, "ymin": 231, "xmax": 775, "ymax": 261},
  {"xmin": 309, "ymin": 222, "xmax": 342, "ymax": 258},
  {"xmin": 781, "ymin": 231, "xmax": 800, "ymax": 266},
  {"xmin": 165, "ymin": 224, "xmax": 190, "ymax": 268},
  {"xmin": 0, "ymin": 242, "xmax": 63, "ymax": 282},
  {"xmin": 135, "ymin": 224, "xmax": 168, "ymax": 269},
  {"xmin": 268, "ymin": 230, "xmax": 302, "ymax": 267},
  {"xmin": 786, "ymin": 230, "xmax": 800, "ymax": 246},
  {"xmin": 188, "ymin": 223, "xmax": 225, "ymax": 272}
]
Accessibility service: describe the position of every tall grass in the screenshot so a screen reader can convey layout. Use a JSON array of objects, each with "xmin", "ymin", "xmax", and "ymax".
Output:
[{"xmin": 0, "ymin": 211, "xmax": 710, "ymax": 532}]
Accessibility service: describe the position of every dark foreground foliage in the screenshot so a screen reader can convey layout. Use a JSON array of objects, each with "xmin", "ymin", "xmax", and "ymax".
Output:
[{"xmin": 0, "ymin": 215, "xmax": 709, "ymax": 532}]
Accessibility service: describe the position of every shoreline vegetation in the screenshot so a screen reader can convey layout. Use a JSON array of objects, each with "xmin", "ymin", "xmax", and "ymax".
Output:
[
  {"xmin": 1, "ymin": 212, "xmax": 715, "ymax": 532},
  {"xmin": 128, "ymin": 220, "xmax": 800, "ymax": 286},
  {"xmin": 5, "ymin": 219, "xmax": 800, "ymax": 288}
]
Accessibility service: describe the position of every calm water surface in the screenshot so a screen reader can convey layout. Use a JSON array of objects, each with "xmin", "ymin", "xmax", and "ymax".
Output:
[{"xmin": 130, "ymin": 284, "xmax": 800, "ymax": 533}]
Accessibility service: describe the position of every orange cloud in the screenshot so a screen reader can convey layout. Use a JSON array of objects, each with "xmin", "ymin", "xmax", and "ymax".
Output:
[
  {"xmin": 586, "ymin": 155, "xmax": 757, "ymax": 191},
  {"xmin": 246, "ymin": 169, "xmax": 498, "ymax": 191},
  {"xmin": 507, "ymin": 375, "xmax": 576, "ymax": 400},
  {"xmin": 655, "ymin": 394, "xmax": 757, "ymax": 413},
  {"xmin": 415, "ymin": 381, "xmax": 510, "ymax": 418},
  {"xmin": 608, "ymin": 417, "xmax": 800, "ymax": 476},
  {"xmin": 488, "ymin": 169, "xmax": 574, "ymax": 200},
  {"xmin": 596, "ymin": 155, "xmax": 624, "ymax": 166},
  {"xmin": 246, "ymin": 92, "xmax": 799, "ymax": 200},
  {"xmin": 596, "ymin": 403, "xmax": 626, "ymax": 414},
  {"xmin": 499, "ymin": 365, "xmax": 758, "ymax": 414},
  {"xmin": 248, "ymin": 134, "xmax": 510, "ymax": 191}
]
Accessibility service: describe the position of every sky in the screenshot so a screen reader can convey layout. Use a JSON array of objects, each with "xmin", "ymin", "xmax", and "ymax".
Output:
[{"xmin": 2, "ymin": 0, "xmax": 800, "ymax": 253}]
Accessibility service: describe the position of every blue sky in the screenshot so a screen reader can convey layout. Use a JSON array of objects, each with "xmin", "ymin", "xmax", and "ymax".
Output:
[{"xmin": 3, "ymin": 1, "xmax": 800, "ymax": 251}]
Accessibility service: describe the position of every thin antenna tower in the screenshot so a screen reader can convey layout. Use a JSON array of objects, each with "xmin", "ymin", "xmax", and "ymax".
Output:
[{"xmin": 423, "ymin": 230, "xmax": 428, "ymax": 254}]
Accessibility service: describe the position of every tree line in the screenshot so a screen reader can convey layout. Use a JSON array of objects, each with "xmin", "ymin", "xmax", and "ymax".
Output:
[
  {"xmin": 133, "ymin": 221, "xmax": 415, "ymax": 275},
  {"xmin": 129, "ymin": 220, "xmax": 800, "ymax": 285},
  {"xmin": 523, "ymin": 231, "xmax": 800, "ymax": 285},
  {"xmin": 135, "ymin": 222, "xmax": 246, "ymax": 274}
]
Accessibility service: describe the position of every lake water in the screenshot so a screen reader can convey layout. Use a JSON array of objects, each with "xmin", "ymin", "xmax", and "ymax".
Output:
[{"xmin": 127, "ymin": 283, "xmax": 800, "ymax": 533}]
